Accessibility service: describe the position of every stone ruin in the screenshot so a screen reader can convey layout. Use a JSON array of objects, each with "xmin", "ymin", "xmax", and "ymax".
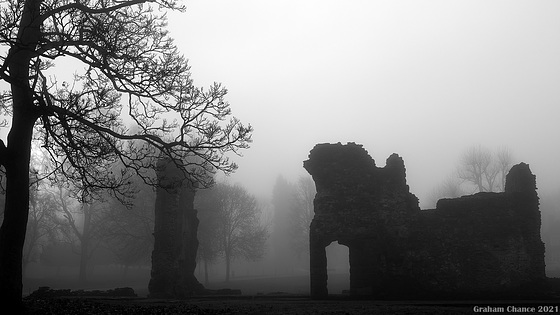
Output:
[
  {"xmin": 304, "ymin": 142, "xmax": 546, "ymax": 299},
  {"xmin": 147, "ymin": 159, "xmax": 243, "ymax": 298},
  {"xmin": 148, "ymin": 158, "xmax": 204, "ymax": 298}
]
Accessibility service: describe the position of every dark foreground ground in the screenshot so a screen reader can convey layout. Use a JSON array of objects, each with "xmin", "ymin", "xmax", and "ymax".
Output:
[
  {"xmin": 25, "ymin": 295, "xmax": 560, "ymax": 315},
  {"xmin": 21, "ymin": 274, "xmax": 560, "ymax": 314},
  {"xmin": 22, "ymin": 282, "xmax": 560, "ymax": 315}
]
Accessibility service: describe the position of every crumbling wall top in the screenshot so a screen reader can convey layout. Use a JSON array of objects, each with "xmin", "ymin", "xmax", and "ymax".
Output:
[
  {"xmin": 505, "ymin": 162, "xmax": 537, "ymax": 193},
  {"xmin": 304, "ymin": 142, "xmax": 419, "ymax": 220},
  {"xmin": 303, "ymin": 142, "xmax": 375, "ymax": 175}
]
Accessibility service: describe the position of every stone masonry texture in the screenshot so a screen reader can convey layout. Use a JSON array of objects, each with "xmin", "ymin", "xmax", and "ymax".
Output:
[
  {"xmin": 304, "ymin": 142, "xmax": 546, "ymax": 299},
  {"xmin": 148, "ymin": 158, "xmax": 204, "ymax": 298}
]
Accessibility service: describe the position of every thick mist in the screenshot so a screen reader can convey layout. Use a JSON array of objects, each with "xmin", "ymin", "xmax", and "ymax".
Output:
[
  {"xmin": 169, "ymin": 0, "xmax": 560, "ymax": 282},
  {"xmin": 2, "ymin": 0, "xmax": 559, "ymax": 298}
]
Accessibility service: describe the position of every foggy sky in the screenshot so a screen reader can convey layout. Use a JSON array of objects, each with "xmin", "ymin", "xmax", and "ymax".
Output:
[
  {"xmin": 1, "ymin": 1, "xmax": 558, "ymax": 207},
  {"xmin": 168, "ymin": 0, "xmax": 560, "ymax": 205}
]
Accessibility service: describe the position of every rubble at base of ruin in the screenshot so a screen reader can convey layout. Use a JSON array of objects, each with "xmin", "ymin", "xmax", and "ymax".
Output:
[{"xmin": 305, "ymin": 142, "xmax": 546, "ymax": 299}]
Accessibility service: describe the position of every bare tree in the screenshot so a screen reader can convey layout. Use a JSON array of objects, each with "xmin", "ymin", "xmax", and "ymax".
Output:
[
  {"xmin": 23, "ymin": 146, "xmax": 66, "ymax": 274},
  {"xmin": 426, "ymin": 174, "xmax": 464, "ymax": 208},
  {"xmin": 457, "ymin": 145, "xmax": 513, "ymax": 193},
  {"xmin": 458, "ymin": 145, "xmax": 493, "ymax": 192},
  {"xmin": 194, "ymin": 187, "xmax": 221, "ymax": 285},
  {"xmin": 101, "ymin": 181, "xmax": 155, "ymax": 280},
  {"xmin": 289, "ymin": 176, "xmax": 315, "ymax": 258},
  {"xmin": 197, "ymin": 182, "xmax": 268, "ymax": 282},
  {"xmin": 271, "ymin": 175, "xmax": 297, "ymax": 275},
  {"xmin": 428, "ymin": 145, "xmax": 514, "ymax": 208},
  {"xmin": 53, "ymin": 186, "xmax": 109, "ymax": 284},
  {"xmin": 496, "ymin": 146, "xmax": 513, "ymax": 191},
  {"xmin": 23, "ymin": 179, "xmax": 60, "ymax": 276},
  {"xmin": 0, "ymin": 0, "xmax": 252, "ymax": 306}
]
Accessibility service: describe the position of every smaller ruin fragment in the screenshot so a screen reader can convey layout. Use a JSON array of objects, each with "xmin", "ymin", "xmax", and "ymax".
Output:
[
  {"xmin": 304, "ymin": 142, "xmax": 546, "ymax": 299},
  {"xmin": 148, "ymin": 158, "xmax": 204, "ymax": 298}
]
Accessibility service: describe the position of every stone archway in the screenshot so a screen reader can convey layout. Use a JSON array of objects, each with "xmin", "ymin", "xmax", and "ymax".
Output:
[{"xmin": 326, "ymin": 242, "xmax": 350, "ymax": 295}]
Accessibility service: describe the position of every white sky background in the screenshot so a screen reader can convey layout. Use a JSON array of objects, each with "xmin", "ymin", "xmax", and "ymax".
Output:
[
  {"xmin": 0, "ymin": 1, "xmax": 557, "ymax": 207},
  {"xmin": 167, "ymin": 0, "xmax": 560, "ymax": 206}
]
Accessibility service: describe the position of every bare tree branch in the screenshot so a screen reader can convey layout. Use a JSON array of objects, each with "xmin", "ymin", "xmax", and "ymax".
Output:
[{"xmin": 0, "ymin": 0, "xmax": 252, "ymax": 303}]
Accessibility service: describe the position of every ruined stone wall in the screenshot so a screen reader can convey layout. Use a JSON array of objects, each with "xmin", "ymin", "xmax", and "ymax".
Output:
[
  {"xmin": 148, "ymin": 159, "xmax": 204, "ymax": 298},
  {"xmin": 304, "ymin": 142, "xmax": 546, "ymax": 299}
]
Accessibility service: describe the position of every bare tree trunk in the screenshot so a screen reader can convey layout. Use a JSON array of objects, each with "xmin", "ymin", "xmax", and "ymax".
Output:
[
  {"xmin": 79, "ymin": 238, "xmax": 89, "ymax": 284},
  {"xmin": 22, "ymin": 223, "xmax": 35, "ymax": 279},
  {"xmin": 204, "ymin": 259, "xmax": 209, "ymax": 286},
  {"xmin": 79, "ymin": 204, "xmax": 92, "ymax": 284},
  {"xmin": 23, "ymin": 194, "xmax": 38, "ymax": 278},
  {"xmin": 0, "ymin": 0, "xmax": 42, "ymax": 307},
  {"xmin": 0, "ymin": 145, "xmax": 33, "ymax": 304},
  {"xmin": 225, "ymin": 250, "xmax": 231, "ymax": 283}
]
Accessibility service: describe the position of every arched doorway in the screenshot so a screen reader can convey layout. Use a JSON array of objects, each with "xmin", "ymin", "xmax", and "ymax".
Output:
[{"xmin": 326, "ymin": 241, "xmax": 350, "ymax": 295}]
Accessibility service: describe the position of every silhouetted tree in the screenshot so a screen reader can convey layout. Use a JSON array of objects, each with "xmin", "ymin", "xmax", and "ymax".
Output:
[
  {"xmin": 102, "ymin": 181, "xmax": 155, "ymax": 279},
  {"xmin": 194, "ymin": 187, "xmax": 221, "ymax": 285},
  {"xmin": 23, "ymin": 181, "xmax": 60, "ymax": 276},
  {"xmin": 0, "ymin": 190, "xmax": 4, "ymax": 220},
  {"xmin": 54, "ymin": 186, "xmax": 109, "ymax": 284},
  {"xmin": 198, "ymin": 182, "xmax": 267, "ymax": 282},
  {"xmin": 457, "ymin": 145, "xmax": 513, "ymax": 193},
  {"xmin": 496, "ymin": 147, "xmax": 513, "ymax": 191},
  {"xmin": 426, "ymin": 174, "xmax": 464, "ymax": 208},
  {"xmin": 22, "ymin": 147, "xmax": 61, "ymax": 275},
  {"xmin": 271, "ymin": 175, "xmax": 297, "ymax": 274},
  {"xmin": 289, "ymin": 176, "xmax": 315, "ymax": 258},
  {"xmin": 428, "ymin": 145, "xmax": 514, "ymax": 208},
  {"xmin": 0, "ymin": 0, "xmax": 252, "ymax": 306}
]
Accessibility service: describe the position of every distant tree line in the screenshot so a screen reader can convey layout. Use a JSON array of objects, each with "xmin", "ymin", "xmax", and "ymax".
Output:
[
  {"xmin": 270, "ymin": 175, "xmax": 316, "ymax": 274},
  {"xmin": 0, "ymin": 147, "xmax": 158, "ymax": 283},
  {"xmin": 0, "ymin": 147, "xmax": 269, "ymax": 286},
  {"xmin": 195, "ymin": 182, "xmax": 268, "ymax": 283}
]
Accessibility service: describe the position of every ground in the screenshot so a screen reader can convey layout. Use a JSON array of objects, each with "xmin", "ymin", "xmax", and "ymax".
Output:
[
  {"xmin": 23, "ymin": 296, "xmax": 512, "ymax": 314},
  {"xmin": 21, "ymin": 270, "xmax": 560, "ymax": 314}
]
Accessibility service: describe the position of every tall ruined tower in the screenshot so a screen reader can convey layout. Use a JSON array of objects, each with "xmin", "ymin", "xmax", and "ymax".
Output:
[{"xmin": 148, "ymin": 158, "xmax": 204, "ymax": 298}]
